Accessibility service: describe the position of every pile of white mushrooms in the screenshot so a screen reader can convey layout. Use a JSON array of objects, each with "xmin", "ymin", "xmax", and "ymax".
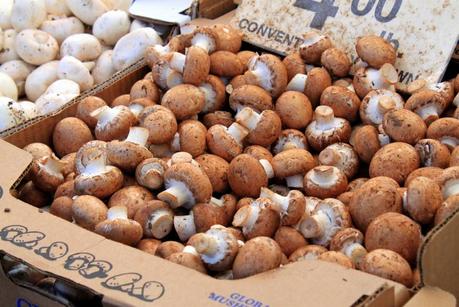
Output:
[
  {"xmin": 0, "ymin": 0, "xmax": 162, "ymax": 132},
  {"xmin": 18, "ymin": 24, "xmax": 459, "ymax": 288}
]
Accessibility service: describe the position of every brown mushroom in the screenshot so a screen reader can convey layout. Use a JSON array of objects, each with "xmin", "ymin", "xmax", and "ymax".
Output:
[
  {"xmin": 137, "ymin": 238, "xmax": 161, "ymax": 255},
  {"xmin": 50, "ymin": 196, "xmax": 73, "ymax": 221},
  {"xmin": 303, "ymin": 68, "xmax": 332, "ymax": 107},
  {"xmin": 161, "ymin": 84, "xmax": 205, "ymax": 120},
  {"xmin": 229, "ymin": 84, "xmax": 273, "ymax": 112},
  {"xmin": 30, "ymin": 155, "xmax": 66, "ymax": 192},
  {"xmin": 272, "ymin": 148, "xmax": 316, "ymax": 190},
  {"xmin": 135, "ymin": 158, "xmax": 168, "ymax": 190},
  {"xmin": 299, "ymin": 31, "xmax": 332, "ymax": 65},
  {"xmin": 134, "ymin": 200, "xmax": 174, "ymax": 239},
  {"xmin": 202, "ymin": 111, "xmax": 234, "ymax": 128},
  {"xmin": 228, "ymin": 154, "xmax": 268, "ymax": 197},
  {"xmin": 283, "ymin": 52, "xmax": 306, "ymax": 81},
  {"xmin": 274, "ymin": 226, "xmax": 307, "ymax": 257},
  {"xmin": 19, "ymin": 181, "xmax": 50, "ymax": 208},
  {"xmin": 319, "ymin": 143, "xmax": 359, "ymax": 179},
  {"xmin": 151, "ymin": 57, "xmax": 183, "ymax": 90},
  {"xmin": 210, "ymin": 51, "xmax": 243, "ymax": 77},
  {"xmin": 195, "ymin": 154, "xmax": 229, "ymax": 193},
  {"xmin": 72, "ymin": 195, "xmax": 107, "ymax": 230},
  {"xmin": 353, "ymin": 64, "xmax": 398, "ymax": 99},
  {"xmin": 275, "ymin": 91, "xmax": 313, "ymax": 129},
  {"xmin": 237, "ymin": 50, "xmax": 256, "ymax": 71},
  {"xmin": 304, "ymin": 166, "xmax": 348, "ymax": 199},
  {"xmin": 95, "ymin": 206, "xmax": 143, "ymax": 246},
  {"xmin": 166, "ymin": 246, "xmax": 207, "ymax": 274},
  {"xmin": 206, "ymin": 123, "xmax": 249, "ymax": 161},
  {"xmin": 235, "ymin": 107, "xmax": 282, "ymax": 146},
  {"xmin": 356, "ymin": 36, "xmax": 396, "ymax": 68},
  {"xmin": 172, "ymin": 120, "xmax": 207, "ymax": 157},
  {"xmin": 382, "ymin": 109, "xmax": 426, "ymax": 145},
  {"xmin": 108, "ymin": 185, "xmax": 154, "ymax": 219},
  {"xmin": 272, "ymin": 129, "xmax": 308, "ymax": 154},
  {"xmin": 199, "ymin": 75, "xmax": 226, "ymax": 113},
  {"xmin": 76, "ymin": 96, "xmax": 107, "ymax": 128},
  {"xmin": 130, "ymin": 79, "xmax": 160, "ymax": 103},
  {"xmin": 415, "ymin": 139, "xmax": 450, "ymax": 168},
  {"xmin": 434, "ymin": 195, "xmax": 459, "ymax": 226},
  {"xmin": 167, "ymin": 47, "xmax": 210, "ymax": 86},
  {"xmin": 320, "ymin": 86, "xmax": 361, "ymax": 122},
  {"xmin": 211, "ymin": 24, "xmax": 242, "ymax": 53},
  {"xmin": 288, "ymin": 245, "xmax": 327, "ymax": 262},
  {"xmin": 360, "ymin": 89, "xmax": 404, "ymax": 126},
  {"xmin": 52, "ymin": 117, "xmax": 93, "ymax": 157},
  {"xmin": 405, "ymin": 90, "xmax": 447, "ymax": 125},
  {"xmin": 351, "ymin": 125, "xmax": 389, "ymax": 164},
  {"xmin": 321, "ymin": 48, "xmax": 351, "ymax": 78},
  {"xmin": 404, "ymin": 176, "xmax": 442, "ymax": 224},
  {"xmin": 22, "ymin": 143, "xmax": 53, "ymax": 161},
  {"xmin": 139, "ymin": 105, "xmax": 177, "ymax": 145},
  {"xmin": 405, "ymin": 167, "xmax": 443, "ymax": 187},
  {"xmin": 318, "ymin": 251, "xmax": 354, "ymax": 269},
  {"xmin": 156, "ymin": 241, "xmax": 184, "ymax": 259},
  {"xmin": 330, "ymin": 228, "xmax": 367, "ymax": 268},
  {"xmin": 91, "ymin": 105, "xmax": 135, "ymax": 141},
  {"xmin": 426, "ymin": 117, "xmax": 459, "ymax": 150},
  {"xmin": 260, "ymin": 187, "xmax": 306, "ymax": 226},
  {"xmin": 111, "ymin": 94, "xmax": 131, "ymax": 107}
]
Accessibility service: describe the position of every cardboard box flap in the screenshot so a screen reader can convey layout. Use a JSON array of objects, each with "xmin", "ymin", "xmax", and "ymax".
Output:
[
  {"xmin": 0, "ymin": 139, "xmax": 32, "ymax": 192},
  {"xmin": 404, "ymin": 286, "xmax": 456, "ymax": 307},
  {"xmin": 419, "ymin": 209, "xmax": 459, "ymax": 299}
]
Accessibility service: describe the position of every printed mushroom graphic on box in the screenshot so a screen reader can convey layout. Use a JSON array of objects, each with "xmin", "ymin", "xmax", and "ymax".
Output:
[
  {"xmin": 35, "ymin": 241, "xmax": 69, "ymax": 260},
  {"xmin": 0, "ymin": 225, "xmax": 28, "ymax": 241}
]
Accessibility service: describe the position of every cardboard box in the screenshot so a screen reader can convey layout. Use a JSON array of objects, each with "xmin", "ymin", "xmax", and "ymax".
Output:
[{"xmin": 0, "ymin": 60, "xmax": 457, "ymax": 306}]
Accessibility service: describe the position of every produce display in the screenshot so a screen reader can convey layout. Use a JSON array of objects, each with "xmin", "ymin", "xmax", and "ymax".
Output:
[
  {"xmin": 15, "ymin": 23, "xmax": 459, "ymax": 291},
  {"xmin": 0, "ymin": 0, "xmax": 162, "ymax": 132}
]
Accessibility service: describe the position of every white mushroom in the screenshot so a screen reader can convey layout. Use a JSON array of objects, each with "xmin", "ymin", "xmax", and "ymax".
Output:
[
  {"xmin": 45, "ymin": 0, "xmax": 71, "ymax": 16},
  {"xmin": 60, "ymin": 33, "xmax": 102, "ymax": 62},
  {"xmin": 92, "ymin": 50, "xmax": 116, "ymax": 84},
  {"xmin": 0, "ymin": 0, "xmax": 13, "ymax": 30},
  {"xmin": 10, "ymin": 0, "xmax": 47, "ymax": 31},
  {"xmin": 40, "ymin": 16, "xmax": 85, "ymax": 45},
  {"xmin": 111, "ymin": 0, "xmax": 132, "ymax": 11},
  {"xmin": 112, "ymin": 28, "xmax": 162, "ymax": 71},
  {"xmin": 0, "ymin": 29, "xmax": 19, "ymax": 64},
  {"xmin": 0, "ymin": 71, "xmax": 18, "ymax": 100},
  {"xmin": 0, "ymin": 96, "xmax": 26, "ymax": 131},
  {"xmin": 35, "ymin": 79, "xmax": 80, "ymax": 115},
  {"xmin": 0, "ymin": 60, "xmax": 35, "ymax": 96},
  {"xmin": 58, "ymin": 56, "xmax": 94, "ymax": 91},
  {"xmin": 17, "ymin": 100, "xmax": 38, "ymax": 119},
  {"xmin": 25, "ymin": 61, "xmax": 58, "ymax": 101},
  {"xmin": 65, "ymin": 0, "xmax": 111, "ymax": 26},
  {"xmin": 15, "ymin": 29, "xmax": 58, "ymax": 65},
  {"xmin": 129, "ymin": 19, "xmax": 148, "ymax": 32},
  {"xmin": 93, "ymin": 10, "xmax": 131, "ymax": 46}
]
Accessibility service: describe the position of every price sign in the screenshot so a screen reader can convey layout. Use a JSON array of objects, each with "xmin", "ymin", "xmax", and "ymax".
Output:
[{"xmin": 231, "ymin": 0, "xmax": 459, "ymax": 84}]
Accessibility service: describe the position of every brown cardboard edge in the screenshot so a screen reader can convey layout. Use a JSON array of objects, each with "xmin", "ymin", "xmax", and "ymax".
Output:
[{"xmin": 404, "ymin": 286, "xmax": 456, "ymax": 307}]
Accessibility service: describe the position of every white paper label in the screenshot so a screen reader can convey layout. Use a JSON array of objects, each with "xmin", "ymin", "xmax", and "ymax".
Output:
[{"xmin": 231, "ymin": 0, "xmax": 459, "ymax": 84}]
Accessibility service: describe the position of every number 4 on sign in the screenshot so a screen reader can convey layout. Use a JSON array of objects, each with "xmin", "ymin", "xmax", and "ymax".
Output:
[{"xmin": 294, "ymin": 0, "xmax": 339, "ymax": 30}]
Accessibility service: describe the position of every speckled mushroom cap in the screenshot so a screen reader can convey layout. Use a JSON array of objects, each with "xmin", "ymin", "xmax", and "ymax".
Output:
[
  {"xmin": 206, "ymin": 123, "xmax": 248, "ymax": 162},
  {"xmin": 273, "ymin": 129, "xmax": 308, "ymax": 154},
  {"xmin": 134, "ymin": 200, "xmax": 173, "ymax": 239},
  {"xmin": 203, "ymin": 111, "xmax": 234, "ymax": 128},
  {"xmin": 383, "ymin": 109, "xmax": 426, "ymax": 145},
  {"xmin": 232, "ymin": 236, "xmax": 282, "ymax": 279},
  {"xmin": 139, "ymin": 105, "xmax": 177, "ymax": 145},
  {"xmin": 356, "ymin": 36, "xmax": 396, "ymax": 69},
  {"xmin": 260, "ymin": 187, "xmax": 306, "ymax": 226},
  {"xmin": 200, "ymin": 75, "xmax": 226, "ymax": 113},
  {"xmin": 405, "ymin": 90, "xmax": 447, "ymax": 125},
  {"xmin": 190, "ymin": 27, "xmax": 220, "ymax": 53},
  {"xmin": 161, "ymin": 84, "xmax": 205, "ymax": 120},
  {"xmin": 237, "ymin": 50, "xmax": 256, "ymax": 71},
  {"xmin": 156, "ymin": 241, "xmax": 184, "ymax": 259},
  {"xmin": 304, "ymin": 67, "xmax": 332, "ymax": 107},
  {"xmin": 405, "ymin": 176, "xmax": 442, "ymax": 224},
  {"xmin": 92, "ymin": 106, "xmax": 135, "ymax": 141},
  {"xmin": 229, "ymin": 84, "xmax": 273, "ymax": 112},
  {"xmin": 232, "ymin": 197, "xmax": 280, "ymax": 239},
  {"xmin": 176, "ymin": 120, "xmax": 207, "ymax": 157},
  {"xmin": 50, "ymin": 196, "xmax": 74, "ymax": 221},
  {"xmin": 318, "ymin": 251, "xmax": 354, "ymax": 269},
  {"xmin": 450, "ymin": 147, "xmax": 459, "ymax": 167},
  {"xmin": 244, "ymin": 53, "xmax": 288, "ymax": 98},
  {"xmin": 304, "ymin": 166, "xmax": 348, "ymax": 199},
  {"xmin": 321, "ymin": 48, "xmax": 351, "ymax": 78},
  {"xmin": 74, "ymin": 163, "xmax": 124, "ymax": 199},
  {"xmin": 437, "ymin": 166, "xmax": 459, "ymax": 199},
  {"xmin": 166, "ymin": 250, "xmax": 207, "ymax": 274},
  {"xmin": 360, "ymin": 89, "xmax": 404, "ymax": 126},
  {"xmin": 111, "ymin": 94, "xmax": 131, "ymax": 107},
  {"xmin": 275, "ymin": 91, "xmax": 313, "ymax": 129},
  {"xmin": 365, "ymin": 212, "xmax": 421, "ymax": 264},
  {"xmin": 151, "ymin": 57, "xmax": 183, "ymax": 90},
  {"xmin": 288, "ymin": 245, "xmax": 327, "ymax": 262},
  {"xmin": 320, "ymin": 86, "xmax": 361, "ymax": 122},
  {"xmin": 330, "ymin": 228, "xmax": 364, "ymax": 252},
  {"xmin": 135, "ymin": 157, "xmax": 168, "ymax": 190},
  {"xmin": 244, "ymin": 145, "xmax": 273, "ymax": 163},
  {"xmin": 360, "ymin": 249, "xmax": 413, "ymax": 287},
  {"xmin": 405, "ymin": 167, "xmax": 443, "ymax": 187},
  {"xmin": 23, "ymin": 143, "xmax": 53, "ymax": 161},
  {"xmin": 239, "ymin": 109, "xmax": 282, "ymax": 147},
  {"xmin": 182, "ymin": 46, "xmax": 210, "ymax": 86},
  {"xmin": 306, "ymin": 106, "xmax": 352, "ymax": 152},
  {"xmin": 30, "ymin": 155, "xmax": 65, "ymax": 192},
  {"xmin": 191, "ymin": 202, "xmax": 227, "ymax": 233},
  {"xmin": 210, "ymin": 51, "xmax": 243, "ymax": 77},
  {"xmin": 95, "ymin": 206, "xmax": 143, "ymax": 246},
  {"xmin": 299, "ymin": 32, "xmax": 332, "ymax": 65},
  {"xmin": 283, "ymin": 52, "xmax": 306, "ymax": 81},
  {"xmin": 319, "ymin": 143, "xmax": 359, "ymax": 179},
  {"xmin": 195, "ymin": 154, "xmax": 229, "ymax": 193},
  {"xmin": 130, "ymin": 79, "xmax": 161, "ymax": 103},
  {"xmin": 107, "ymin": 131, "xmax": 153, "ymax": 172},
  {"xmin": 76, "ymin": 96, "xmax": 107, "ymax": 128},
  {"xmin": 108, "ymin": 185, "xmax": 154, "ymax": 219},
  {"xmin": 75, "ymin": 140, "xmax": 107, "ymax": 175},
  {"xmin": 351, "ymin": 125, "xmax": 386, "ymax": 164},
  {"xmin": 369, "ymin": 142, "xmax": 420, "ymax": 185},
  {"xmin": 415, "ymin": 139, "xmax": 450, "ymax": 168},
  {"xmin": 349, "ymin": 176, "xmax": 402, "ymax": 232},
  {"xmin": 211, "ymin": 24, "xmax": 242, "ymax": 53},
  {"xmin": 353, "ymin": 64, "xmax": 398, "ymax": 99},
  {"xmin": 52, "ymin": 117, "xmax": 94, "ymax": 157},
  {"xmin": 273, "ymin": 226, "xmax": 307, "ymax": 257},
  {"xmin": 426, "ymin": 117, "xmax": 459, "ymax": 150},
  {"xmin": 435, "ymin": 195, "xmax": 459, "ymax": 226},
  {"xmin": 272, "ymin": 148, "xmax": 315, "ymax": 179},
  {"xmin": 228, "ymin": 154, "xmax": 268, "ymax": 197},
  {"xmin": 72, "ymin": 195, "xmax": 107, "ymax": 231},
  {"xmin": 136, "ymin": 238, "xmax": 161, "ymax": 255}
]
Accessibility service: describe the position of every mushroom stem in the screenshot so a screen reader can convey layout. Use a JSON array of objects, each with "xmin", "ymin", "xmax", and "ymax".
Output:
[
  {"xmin": 286, "ymin": 175, "xmax": 304, "ymax": 188},
  {"xmin": 299, "ymin": 211, "xmax": 329, "ymax": 238},
  {"xmin": 183, "ymin": 245, "xmax": 199, "ymax": 256},
  {"xmin": 377, "ymin": 96, "xmax": 396, "ymax": 114},
  {"xmin": 139, "ymin": 162, "xmax": 165, "ymax": 188},
  {"xmin": 443, "ymin": 179, "xmax": 459, "ymax": 199},
  {"xmin": 232, "ymin": 205, "xmax": 259, "ymax": 230},
  {"xmin": 128, "ymin": 103, "xmax": 144, "ymax": 118},
  {"xmin": 235, "ymin": 107, "xmax": 261, "ymax": 131},
  {"xmin": 417, "ymin": 104, "xmax": 439, "ymax": 122},
  {"xmin": 315, "ymin": 106, "xmax": 335, "ymax": 130},
  {"xmin": 260, "ymin": 187, "xmax": 288, "ymax": 214},
  {"xmin": 193, "ymin": 233, "xmax": 219, "ymax": 256},
  {"xmin": 170, "ymin": 133, "xmax": 181, "ymax": 152},
  {"xmin": 174, "ymin": 214, "xmax": 196, "ymax": 241},
  {"xmin": 81, "ymin": 153, "xmax": 107, "ymax": 175},
  {"xmin": 343, "ymin": 242, "xmax": 367, "ymax": 265},
  {"xmin": 378, "ymin": 133, "xmax": 391, "ymax": 146},
  {"xmin": 107, "ymin": 206, "xmax": 128, "ymax": 220},
  {"xmin": 169, "ymin": 52, "xmax": 186, "ymax": 74},
  {"xmin": 440, "ymin": 137, "xmax": 459, "ymax": 149},
  {"xmin": 259, "ymin": 159, "xmax": 274, "ymax": 178},
  {"xmin": 199, "ymin": 83, "xmax": 217, "ymax": 112},
  {"xmin": 40, "ymin": 156, "xmax": 65, "ymax": 177},
  {"xmin": 226, "ymin": 122, "xmax": 249, "ymax": 144},
  {"xmin": 247, "ymin": 56, "xmax": 272, "ymax": 91},
  {"xmin": 158, "ymin": 180, "xmax": 194, "ymax": 209},
  {"xmin": 125, "ymin": 127, "xmax": 149, "ymax": 146},
  {"xmin": 148, "ymin": 209, "xmax": 173, "ymax": 239},
  {"xmin": 286, "ymin": 73, "xmax": 308, "ymax": 92},
  {"xmin": 210, "ymin": 197, "xmax": 224, "ymax": 207},
  {"xmin": 161, "ymin": 65, "xmax": 184, "ymax": 89},
  {"xmin": 192, "ymin": 34, "xmax": 213, "ymax": 53}
]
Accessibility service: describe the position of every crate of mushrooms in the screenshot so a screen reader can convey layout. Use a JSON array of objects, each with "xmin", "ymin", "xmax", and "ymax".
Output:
[
  {"xmin": 2, "ymin": 22, "xmax": 459, "ymax": 305},
  {"xmin": 0, "ymin": 0, "xmax": 167, "ymax": 134}
]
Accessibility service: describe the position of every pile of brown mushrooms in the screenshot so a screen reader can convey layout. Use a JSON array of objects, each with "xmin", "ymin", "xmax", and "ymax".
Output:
[{"xmin": 18, "ymin": 24, "xmax": 459, "ymax": 287}]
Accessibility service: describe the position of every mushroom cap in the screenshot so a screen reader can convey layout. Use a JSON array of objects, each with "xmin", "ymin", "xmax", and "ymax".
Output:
[
  {"xmin": 353, "ymin": 65, "xmax": 397, "ymax": 99},
  {"xmin": 283, "ymin": 52, "xmax": 306, "ymax": 81},
  {"xmin": 244, "ymin": 145, "xmax": 273, "ymax": 162},
  {"xmin": 319, "ymin": 143, "xmax": 359, "ymax": 179},
  {"xmin": 304, "ymin": 166, "xmax": 348, "ymax": 199},
  {"xmin": 245, "ymin": 110, "xmax": 282, "ymax": 146},
  {"xmin": 178, "ymin": 120, "xmax": 207, "ymax": 157},
  {"xmin": 139, "ymin": 105, "xmax": 177, "ymax": 144},
  {"xmin": 190, "ymin": 27, "xmax": 219, "ymax": 52},
  {"xmin": 72, "ymin": 195, "xmax": 107, "ymax": 231},
  {"xmin": 136, "ymin": 238, "xmax": 161, "ymax": 255},
  {"xmin": 360, "ymin": 89, "xmax": 404, "ymax": 126},
  {"xmin": 229, "ymin": 84, "xmax": 273, "ymax": 112},
  {"xmin": 107, "ymin": 139, "xmax": 153, "ymax": 172},
  {"xmin": 274, "ymin": 226, "xmax": 308, "ymax": 257},
  {"xmin": 275, "ymin": 91, "xmax": 313, "ymax": 129},
  {"xmin": 108, "ymin": 186, "xmax": 154, "ymax": 219},
  {"xmin": 200, "ymin": 75, "xmax": 226, "ymax": 113},
  {"xmin": 244, "ymin": 53, "xmax": 288, "ymax": 98},
  {"xmin": 356, "ymin": 36, "xmax": 396, "ymax": 69},
  {"xmin": 95, "ymin": 217, "xmax": 143, "ymax": 246},
  {"xmin": 161, "ymin": 84, "xmax": 205, "ymax": 120},
  {"xmin": 272, "ymin": 148, "xmax": 315, "ymax": 178},
  {"xmin": 349, "ymin": 176, "xmax": 402, "ymax": 232},
  {"xmin": 183, "ymin": 46, "xmax": 210, "ymax": 86},
  {"xmin": 304, "ymin": 67, "xmax": 332, "ymax": 106},
  {"xmin": 111, "ymin": 94, "xmax": 131, "ymax": 107},
  {"xmin": 134, "ymin": 200, "xmax": 173, "ymax": 239},
  {"xmin": 130, "ymin": 79, "xmax": 160, "ymax": 103},
  {"xmin": 369, "ymin": 142, "xmax": 420, "ymax": 185},
  {"xmin": 74, "ymin": 165, "xmax": 124, "ymax": 199},
  {"xmin": 405, "ymin": 166, "xmax": 443, "ymax": 187},
  {"xmin": 18, "ymin": 181, "xmax": 50, "ymax": 208},
  {"xmin": 360, "ymin": 249, "xmax": 413, "ymax": 287},
  {"xmin": 195, "ymin": 154, "xmax": 229, "ymax": 193},
  {"xmin": 135, "ymin": 157, "xmax": 168, "ymax": 190},
  {"xmin": 449, "ymin": 146, "xmax": 459, "ymax": 167},
  {"xmin": 233, "ymin": 198, "xmax": 280, "ymax": 239},
  {"xmin": 405, "ymin": 176, "xmax": 442, "ymax": 224},
  {"xmin": 210, "ymin": 51, "xmax": 243, "ymax": 77},
  {"xmin": 53, "ymin": 117, "xmax": 93, "ymax": 157},
  {"xmin": 237, "ymin": 50, "xmax": 257, "ymax": 71},
  {"xmin": 232, "ymin": 236, "xmax": 282, "ymax": 279},
  {"xmin": 15, "ymin": 29, "xmax": 59, "ymax": 65},
  {"xmin": 211, "ymin": 24, "xmax": 242, "ymax": 53},
  {"xmin": 318, "ymin": 251, "xmax": 354, "ymax": 269},
  {"xmin": 351, "ymin": 125, "xmax": 382, "ymax": 164},
  {"xmin": 163, "ymin": 162, "xmax": 212, "ymax": 204},
  {"xmin": 415, "ymin": 139, "xmax": 450, "ymax": 168},
  {"xmin": 320, "ymin": 86, "xmax": 361, "ymax": 122},
  {"xmin": 156, "ymin": 241, "xmax": 184, "ymax": 259},
  {"xmin": 405, "ymin": 90, "xmax": 446, "ymax": 125},
  {"xmin": 167, "ymin": 251, "xmax": 207, "ymax": 274},
  {"xmin": 191, "ymin": 203, "xmax": 226, "ymax": 233},
  {"xmin": 330, "ymin": 228, "xmax": 364, "ymax": 252},
  {"xmin": 30, "ymin": 155, "xmax": 65, "ymax": 192},
  {"xmin": 383, "ymin": 109, "xmax": 426, "ymax": 145},
  {"xmin": 94, "ymin": 106, "xmax": 135, "ymax": 141},
  {"xmin": 435, "ymin": 195, "xmax": 459, "ymax": 226},
  {"xmin": 437, "ymin": 166, "xmax": 459, "ymax": 198},
  {"xmin": 426, "ymin": 117, "xmax": 459, "ymax": 150},
  {"xmin": 76, "ymin": 96, "xmax": 107, "ymax": 128},
  {"xmin": 365, "ymin": 212, "xmax": 421, "ymax": 264},
  {"xmin": 22, "ymin": 143, "xmax": 53, "ymax": 161},
  {"xmin": 202, "ymin": 111, "xmax": 234, "ymax": 128},
  {"xmin": 288, "ymin": 245, "xmax": 327, "ymax": 262},
  {"xmin": 50, "ymin": 196, "xmax": 73, "ymax": 222},
  {"xmin": 206, "ymin": 124, "xmax": 246, "ymax": 162},
  {"xmin": 272, "ymin": 129, "xmax": 308, "ymax": 154},
  {"xmin": 299, "ymin": 32, "xmax": 332, "ymax": 64},
  {"xmin": 228, "ymin": 154, "xmax": 268, "ymax": 197},
  {"xmin": 74, "ymin": 140, "xmax": 107, "ymax": 175},
  {"xmin": 321, "ymin": 48, "xmax": 351, "ymax": 78},
  {"xmin": 347, "ymin": 178, "xmax": 369, "ymax": 191}
]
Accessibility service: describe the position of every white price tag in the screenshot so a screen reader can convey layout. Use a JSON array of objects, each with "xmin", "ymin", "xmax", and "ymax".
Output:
[{"xmin": 231, "ymin": 0, "xmax": 459, "ymax": 84}]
